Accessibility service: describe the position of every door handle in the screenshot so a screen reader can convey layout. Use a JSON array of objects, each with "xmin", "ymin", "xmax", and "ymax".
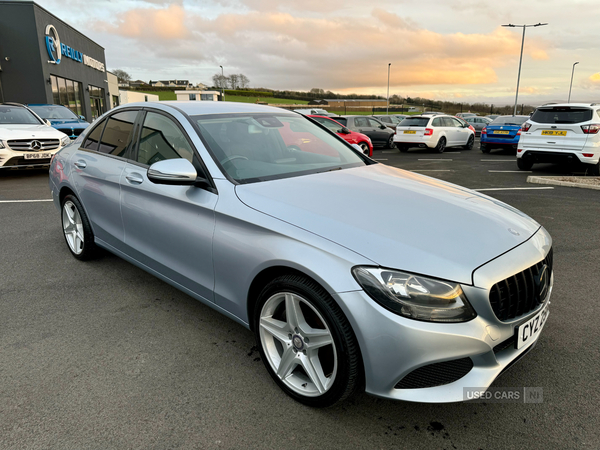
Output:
[
  {"xmin": 74, "ymin": 160, "xmax": 87, "ymax": 169},
  {"xmin": 125, "ymin": 174, "xmax": 143, "ymax": 184}
]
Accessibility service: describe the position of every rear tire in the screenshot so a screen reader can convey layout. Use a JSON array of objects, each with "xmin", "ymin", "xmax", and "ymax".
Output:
[
  {"xmin": 398, "ymin": 145, "xmax": 409, "ymax": 153},
  {"xmin": 254, "ymin": 274, "xmax": 361, "ymax": 407},
  {"xmin": 517, "ymin": 159, "xmax": 533, "ymax": 171},
  {"xmin": 435, "ymin": 137, "xmax": 446, "ymax": 153},
  {"xmin": 586, "ymin": 162, "xmax": 600, "ymax": 176},
  {"xmin": 480, "ymin": 143, "xmax": 490, "ymax": 154},
  {"xmin": 61, "ymin": 194, "xmax": 98, "ymax": 260}
]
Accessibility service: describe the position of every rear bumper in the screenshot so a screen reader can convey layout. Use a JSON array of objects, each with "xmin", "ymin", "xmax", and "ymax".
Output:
[
  {"xmin": 393, "ymin": 135, "xmax": 435, "ymax": 148},
  {"xmin": 517, "ymin": 149, "xmax": 599, "ymax": 165}
]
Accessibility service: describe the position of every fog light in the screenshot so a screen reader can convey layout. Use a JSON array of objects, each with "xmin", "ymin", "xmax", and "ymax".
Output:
[{"xmin": 582, "ymin": 153, "xmax": 594, "ymax": 157}]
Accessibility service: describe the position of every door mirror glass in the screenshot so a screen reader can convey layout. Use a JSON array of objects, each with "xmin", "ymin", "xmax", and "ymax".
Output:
[
  {"xmin": 79, "ymin": 115, "xmax": 86, "ymax": 121},
  {"xmin": 147, "ymin": 158, "xmax": 197, "ymax": 185},
  {"xmin": 351, "ymin": 143, "xmax": 363, "ymax": 153},
  {"xmin": 45, "ymin": 119, "xmax": 52, "ymax": 126}
]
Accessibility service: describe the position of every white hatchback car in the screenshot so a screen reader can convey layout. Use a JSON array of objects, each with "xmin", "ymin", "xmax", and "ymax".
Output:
[
  {"xmin": 394, "ymin": 114, "xmax": 475, "ymax": 153},
  {"xmin": 0, "ymin": 103, "xmax": 70, "ymax": 169},
  {"xmin": 517, "ymin": 103, "xmax": 600, "ymax": 175}
]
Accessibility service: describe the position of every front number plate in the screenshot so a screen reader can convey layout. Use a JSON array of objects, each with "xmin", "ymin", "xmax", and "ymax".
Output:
[
  {"xmin": 404, "ymin": 130, "xmax": 416, "ymax": 134},
  {"xmin": 24, "ymin": 152, "xmax": 52, "ymax": 159},
  {"xmin": 516, "ymin": 303, "xmax": 549, "ymax": 349},
  {"xmin": 541, "ymin": 130, "xmax": 567, "ymax": 136}
]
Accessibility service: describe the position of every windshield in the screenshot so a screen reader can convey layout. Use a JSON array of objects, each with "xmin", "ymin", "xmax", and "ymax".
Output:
[
  {"xmin": 398, "ymin": 117, "xmax": 430, "ymax": 127},
  {"xmin": 530, "ymin": 107, "xmax": 593, "ymax": 124},
  {"xmin": 29, "ymin": 105, "xmax": 78, "ymax": 120},
  {"xmin": 491, "ymin": 116, "xmax": 529, "ymax": 126},
  {"xmin": 192, "ymin": 113, "xmax": 367, "ymax": 183},
  {"xmin": 0, "ymin": 106, "xmax": 42, "ymax": 125}
]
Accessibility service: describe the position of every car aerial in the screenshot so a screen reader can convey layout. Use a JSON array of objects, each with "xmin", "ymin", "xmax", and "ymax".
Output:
[
  {"xmin": 0, "ymin": 103, "xmax": 71, "ymax": 169},
  {"xmin": 293, "ymin": 108, "xmax": 336, "ymax": 117},
  {"xmin": 372, "ymin": 114, "xmax": 405, "ymax": 130},
  {"xmin": 50, "ymin": 101, "xmax": 554, "ymax": 407},
  {"xmin": 481, "ymin": 115, "xmax": 529, "ymax": 154},
  {"xmin": 465, "ymin": 116, "xmax": 493, "ymax": 137},
  {"xmin": 308, "ymin": 115, "xmax": 373, "ymax": 156},
  {"xmin": 517, "ymin": 103, "xmax": 600, "ymax": 175},
  {"xmin": 394, "ymin": 114, "xmax": 475, "ymax": 153},
  {"xmin": 333, "ymin": 115, "xmax": 396, "ymax": 149},
  {"xmin": 28, "ymin": 104, "xmax": 90, "ymax": 140}
]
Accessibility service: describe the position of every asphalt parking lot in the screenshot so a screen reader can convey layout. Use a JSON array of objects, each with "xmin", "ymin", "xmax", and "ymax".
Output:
[{"xmin": 1, "ymin": 140, "xmax": 599, "ymax": 450}]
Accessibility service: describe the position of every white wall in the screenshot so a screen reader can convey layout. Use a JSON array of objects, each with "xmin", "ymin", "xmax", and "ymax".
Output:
[
  {"xmin": 107, "ymin": 72, "xmax": 120, "ymax": 109},
  {"xmin": 119, "ymin": 90, "xmax": 159, "ymax": 104},
  {"xmin": 174, "ymin": 90, "xmax": 220, "ymax": 101}
]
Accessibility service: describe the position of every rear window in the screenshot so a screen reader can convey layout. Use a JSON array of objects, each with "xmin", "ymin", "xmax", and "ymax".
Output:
[
  {"xmin": 399, "ymin": 117, "xmax": 430, "ymax": 127},
  {"xmin": 491, "ymin": 116, "xmax": 529, "ymax": 125},
  {"xmin": 530, "ymin": 107, "xmax": 593, "ymax": 124},
  {"xmin": 333, "ymin": 117, "xmax": 347, "ymax": 126}
]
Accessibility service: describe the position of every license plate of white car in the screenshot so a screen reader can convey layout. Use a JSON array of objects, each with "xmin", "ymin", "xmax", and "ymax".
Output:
[
  {"xmin": 515, "ymin": 303, "xmax": 549, "ymax": 349},
  {"xmin": 24, "ymin": 152, "xmax": 51, "ymax": 159},
  {"xmin": 404, "ymin": 130, "xmax": 416, "ymax": 134}
]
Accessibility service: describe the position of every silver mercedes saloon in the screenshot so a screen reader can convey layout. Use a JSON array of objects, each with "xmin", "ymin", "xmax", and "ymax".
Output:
[{"xmin": 49, "ymin": 102, "xmax": 553, "ymax": 407}]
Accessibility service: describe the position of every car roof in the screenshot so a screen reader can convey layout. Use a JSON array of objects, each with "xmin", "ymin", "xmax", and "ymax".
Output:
[
  {"xmin": 118, "ymin": 101, "xmax": 297, "ymax": 116},
  {"xmin": 538, "ymin": 103, "xmax": 598, "ymax": 108},
  {"xmin": 27, "ymin": 103, "xmax": 65, "ymax": 107}
]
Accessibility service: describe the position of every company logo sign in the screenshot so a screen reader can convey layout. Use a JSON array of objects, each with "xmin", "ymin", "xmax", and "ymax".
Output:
[
  {"xmin": 535, "ymin": 264, "xmax": 551, "ymax": 301},
  {"xmin": 29, "ymin": 140, "xmax": 42, "ymax": 150},
  {"xmin": 44, "ymin": 24, "xmax": 105, "ymax": 72},
  {"xmin": 45, "ymin": 25, "xmax": 61, "ymax": 64}
]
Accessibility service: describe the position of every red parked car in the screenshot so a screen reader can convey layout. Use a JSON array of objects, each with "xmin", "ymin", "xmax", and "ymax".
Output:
[{"xmin": 308, "ymin": 115, "xmax": 373, "ymax": 157}]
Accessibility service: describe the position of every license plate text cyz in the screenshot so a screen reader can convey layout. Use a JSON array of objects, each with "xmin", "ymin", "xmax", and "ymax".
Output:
[{"xmin": 516, "ymin": 305, "xmax": 549, "ymax": 349}]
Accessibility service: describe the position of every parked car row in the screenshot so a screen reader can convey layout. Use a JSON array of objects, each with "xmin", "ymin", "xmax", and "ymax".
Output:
[{"xmin": 393, "ymin": 114, "xmax": 475, "ymax": 153}]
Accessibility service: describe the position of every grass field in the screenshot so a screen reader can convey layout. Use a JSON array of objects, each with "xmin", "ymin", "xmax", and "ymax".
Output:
[{"xmin": 138, "ymin": 91, "xmax": 176, "ymax": 101}]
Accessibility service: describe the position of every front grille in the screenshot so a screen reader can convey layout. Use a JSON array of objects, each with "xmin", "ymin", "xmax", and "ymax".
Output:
[
  {"xmin": 489, "ymin": 248, "xmax": 553, "ymax": 322},
  {"xmin": 57, "ymin": 128, "xmax": 83, "ymax": 138},
  {"xmin": 394, "ymin": 357, "xmax": 474, "ymax": 389},
  {"xmin": 493, "ymin": 335, "xmax": 516, "ymax": 353},
  {"xmin": 7, "ymin": 139, "xmax": 60, "ymax": 151}
]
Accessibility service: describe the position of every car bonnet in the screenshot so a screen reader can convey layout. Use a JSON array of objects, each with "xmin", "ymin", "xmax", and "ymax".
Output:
[{"xmin": 234, "ymin": 164, "xmax": 540, "ymax": 285}]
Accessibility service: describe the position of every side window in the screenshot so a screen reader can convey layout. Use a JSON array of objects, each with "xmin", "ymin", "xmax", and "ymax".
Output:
[
  {"xmin": 354, "ymin": 117, "xmax": 368, "ymax": 127},
  {"xmin": 82, "ymin": 118, "xmax": 107, "ymax": 151},
  {"xmin": 98, "ymin": 110, "xmax": 138, "ymax": 156},
  {"xmin": 432, "ymin": 118, "xmax": 443, "ymax": 127},
  {"xmin": 451, "ymin": 118, "xmax": 464, "ymax": 127},
  {"xmin": 137, "ymin": 111, "xmax": 195, "ymax": 166},
  {"xmin": 368, "ymin": 118, "xmax": 383, "ymax": 128},
  {"xmin": 442, "ymin": 117, "xmax": 456, "ymax": 127},
  {"xmin": 380, "ymin": 117, "xmax": 391, "ymax": 124}
]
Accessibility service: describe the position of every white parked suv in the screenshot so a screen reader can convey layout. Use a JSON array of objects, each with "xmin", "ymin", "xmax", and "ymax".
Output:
[
  {"xmin": 0, "ymin": 103, "xmax": 70, "ymax": 169},
  {"xmin": 394, "ymin": 114, "xmax": 475, "ymax": 153},
  {"xmin": 517, "ymin": 103, "xmax": 600, "ymax": 175}
]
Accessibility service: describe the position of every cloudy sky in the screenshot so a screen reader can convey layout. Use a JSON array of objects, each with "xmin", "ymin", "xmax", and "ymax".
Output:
[{"xmin": 36, "ymin": 0, "xmax": 600, "ymax": 105}]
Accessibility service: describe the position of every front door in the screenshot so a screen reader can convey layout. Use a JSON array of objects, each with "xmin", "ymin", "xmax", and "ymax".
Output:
[{"xmin": 120, "ymin": 110, "xmax": 218, "ymax": 302}]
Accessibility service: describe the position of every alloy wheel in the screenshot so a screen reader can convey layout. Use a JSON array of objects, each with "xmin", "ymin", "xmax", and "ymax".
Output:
[
  {"xmin": 259, "ymin": 292, "xmax": 338, "ymax": 397},
  {"xmin": 62, "ymin": 200, "xmax": 84, "ymax": 255}
]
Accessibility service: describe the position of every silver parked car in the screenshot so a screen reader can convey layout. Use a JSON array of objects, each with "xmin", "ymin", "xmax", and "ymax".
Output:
[{"xmin": 49, "ymin": 102, "xmax": 554, "ymax": 407}]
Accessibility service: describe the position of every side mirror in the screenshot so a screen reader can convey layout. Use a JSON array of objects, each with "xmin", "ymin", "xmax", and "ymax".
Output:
[
  {"xmin": 380, "ymin": 125, "xmax": 387, "ymax": 129},
  {"xmin": 44, "ymin": 119, "xmax": 52, "ymax": 126},
  {"xmin": 341, "ymin": 127, "xmax": 351, "ymax": 134},
  {"xmin": 351, "ymin": 143, "xmax": 363, "ymax": 153},
  {"xmin": 147, "ymin": 158, "xmax": 198, "ymax": 185},
  {"xmin": 79, "ymin": 115, "xmax": 86, "ymax": 121}
]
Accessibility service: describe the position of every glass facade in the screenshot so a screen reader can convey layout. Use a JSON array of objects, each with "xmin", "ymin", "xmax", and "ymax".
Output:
[
  {"xmin": 50, "ymin": 75, "xmax": 84, "ymax": 118},
  {"xmin": 88, "ymin": 84, "xmax": 106, "ymax": 120}
]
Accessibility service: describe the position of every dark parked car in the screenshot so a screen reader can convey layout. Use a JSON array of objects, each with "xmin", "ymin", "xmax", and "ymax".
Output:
[
  {"xmin": 372, "ymin": 114, "xmax": 406, "ymax": 130},
  {"xmin": 333, "ymin": 116, "xmax": 396, "ymax": 148},
  {"xmin": 465, "ymin": 116, "xmax": 493, "ymax": 136}
]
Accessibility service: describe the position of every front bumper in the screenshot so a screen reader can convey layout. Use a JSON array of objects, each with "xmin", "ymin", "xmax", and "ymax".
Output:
[
  {"xmin": 334, "ymin": 228, "xmax": 552, "ymax": 403},
  {"xmin": 0, "ymin": 148, "xmax": 60, "ymax": 169}
]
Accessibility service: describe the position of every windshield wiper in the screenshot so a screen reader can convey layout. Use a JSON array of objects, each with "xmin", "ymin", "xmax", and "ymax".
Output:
[{"xmin": 318, "ymin": 167, "xmax": 343, "ymax": 173}]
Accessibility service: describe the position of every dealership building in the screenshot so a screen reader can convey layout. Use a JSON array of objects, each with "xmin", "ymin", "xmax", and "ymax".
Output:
[{"xmin": 0, "ymin": 1, "xmax": 111, "ymax": 120}]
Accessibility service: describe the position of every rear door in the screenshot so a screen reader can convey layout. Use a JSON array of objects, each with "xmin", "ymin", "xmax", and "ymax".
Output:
[
  {"xmin": 354, "ymin": 117, "xmax": 378, "ymax": 143},
  {"xmin": 120, "ymin": 109, "xmax": 218, "ymax": 302},
  {"xmin": 450, "ymin": 117, "xmax": 470, "ymax": 145},
  {"xmin": 522, "ymin": 106, "xmax": 593, "ymax": 151},
  {"xmin": 69, "ymin": 109, "xmax": 139, "ymax": 249},
  {"xmin": 396, "ymin": 116, "xmax": 429, "ymax": 143},
  {"xmin": 367, "ymin": 118, "xmax": 390, "ymax": 145}
]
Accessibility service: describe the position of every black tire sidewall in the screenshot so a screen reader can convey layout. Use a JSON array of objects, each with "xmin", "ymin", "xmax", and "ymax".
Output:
[
  {"xmin": 253, "ymin": 275, "xmax": 360, "ymax": 407},
  {"xmin": 60, "ymin": 194, "xmax": 97, "ymax": 260},
  {"xmin": 436, "ymin": 137, "xmax": 446, "ymax": 153}
]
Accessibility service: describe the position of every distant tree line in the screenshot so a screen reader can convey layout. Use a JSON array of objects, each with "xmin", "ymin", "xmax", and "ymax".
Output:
[{"xmin": 212, "ymin": 73, "xmax": 250, "ymax": 90}]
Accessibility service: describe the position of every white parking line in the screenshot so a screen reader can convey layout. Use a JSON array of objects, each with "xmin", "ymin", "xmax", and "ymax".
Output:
[
  {"xmin": 474, "ymin": 187, "xmax": 554, "ymax": 191},
  {"xmin": 0, "ymin": 199, "xmax": 53, "ymax": 203},
  {"xmin": 382, "ymin": 151, "xmax": 396, "ymax": 153},
  {"xmin": 418, "ymin": 159, "xmax": 452, "ymax": 161},
  {"xmin": 410, "ymin": 170, "xmax": 453, "ymax": 172},
  {"xmin": 481, "ymin": 159, "xmax": 514, "ymax": 162},
  {"xmin": 488, "ymin": 170, "xmax": 531, "ymax": 173}
]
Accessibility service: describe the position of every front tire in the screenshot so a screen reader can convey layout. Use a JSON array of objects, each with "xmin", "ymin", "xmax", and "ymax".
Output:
[
  {"xmin": 517, "ymin": 159, "xmax": 534, "ymax": 171},
  {"xmin": 387, "ymin": 135, "xmax": 395, "ymax": 149},
  {"xmin": 358, "ymin": 142, "xmax": 370, "ymax": 156},
  {"xmin": 463, "ymin": 135, "xmax": 475, "ymax": 150},
  {"xmin": 61, "ymin": 194, "xmax": 97, "ymax": 260},
  {"xmin": 254, "ymin": 274, "xmax": 361, "ymax": 407},
  {"xmin": 435, "ymin": 137, "xmax": 446, "ymax": 153}
]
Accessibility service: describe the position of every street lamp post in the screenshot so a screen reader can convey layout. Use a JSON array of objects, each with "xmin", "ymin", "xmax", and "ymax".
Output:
[
  {"xmin": 568, "ymin": 61, "xmax": 579, "ymax": 103},
  {"xmin": 502, "ymin": 23, "xmax": 548, "ymax": 116},
  {"xmin": 219, "ymin": 65, "xmax": 224, "ymax": 100},
  {"xmin": 387, "ymin": 63, "xmax": 391, "ymax": 115}
]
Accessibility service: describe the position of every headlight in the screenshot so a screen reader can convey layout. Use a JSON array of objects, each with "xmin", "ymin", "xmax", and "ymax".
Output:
[
  {"xmin": 352, "ymin": 267, "xmax": 476, "ymax": 323},
  {"xmin": 60, "ymin": 135, "xmax": 71, "ymax": 147}
]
